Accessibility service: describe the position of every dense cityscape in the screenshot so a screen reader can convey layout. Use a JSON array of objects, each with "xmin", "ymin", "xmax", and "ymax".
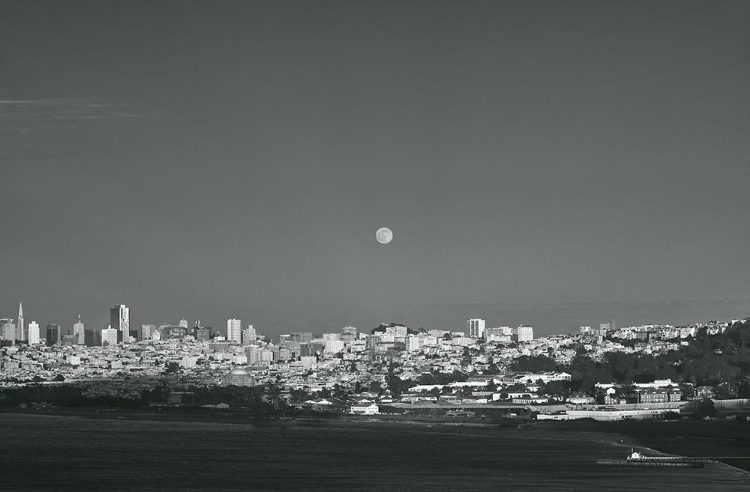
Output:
[{"xmin": 2, "ymin": 302, "xmax": 748, "ymax": 422}]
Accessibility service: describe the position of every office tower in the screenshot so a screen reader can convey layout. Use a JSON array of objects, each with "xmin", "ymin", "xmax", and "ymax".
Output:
[
  {"xmin": 46, "ymin": 324, "xmax": 61, "ymax": 346},
  {"xmin": 110, "ymin": 304, "xmax": 130, "ymax": 343},
  {"xmin": 467, "ymin": 319, "xmax": 486, "ymax": 339},
  {"xmin": 28, "ymin": 321, "xmax": 40, "ymax": 345},
  {"xmin": 179, "ymin": 318, "xmax": 188, "ymax": 328},
  {"xmin": 241, "ymin": 325, "xmax": 257, "ymax": 344},
  {"xmin": 17, "ymin": 302, "xmax": 25, "ymax": 342},
  {"xmin": 85, "ymin": 325, "xmax": 101, "ymax": 346},
  {"xmin": 194, "ymin": 325, "xmax": 211, "ymax": 341},
  {"xmin": 73, "ymin": 315, "xmax": 85, "ymax": 345},
  {"xmin": 514, "ymin": 325, "xmax": 534, "ymax": 342},
  {"xmin": 227, "ymin": 319, "xmax": 241, "ymax": 343},
  {"xmin": 141, "ymin": 324, "xmax": 156, "ymax": 340},
  {"xmin": 290, "ymin": 332, "xmax": 313, "ymax": 344},
  {"xmin": 101, "ymin": 326, "xmax": 118, "ymax": 346},
  {"xmin": 0, "ymin": 319, "xmax": 15, "ymax": 345}
]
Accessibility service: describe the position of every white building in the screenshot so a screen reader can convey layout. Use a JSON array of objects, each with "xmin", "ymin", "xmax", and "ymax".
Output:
[
  {"xmin": 514, "ymin": 325, "xmax": 534, "ymax": 342},
  {"xmin": 467, "ymin": 319, "xmax": 486, "ymax": 339},
  {"xmin": 350, "ymin": 400, "xmax": 379, "ymax": 415},
  {"xmin": 101, "ymin": 326, "xmax": 118, "ymax": 346},
  {"xmin": 227, "ymin": 319, "xmax": 242, "ymax": 343},
  {"xmin": 27, "ymin": 321, "xmax": 40, "ymax": 345},
  {"xmin": 301, "ymin": 355, "xmax": 317, "ymax": 370},
  {"xmin": 141, "ymin": 324, "xmax": 156, "ymax": 340},
  {"xmin": 325, "ymin": 339, "xmax": 345, "ymax": 354},
  {"xmin": 73, "ymin": 316, "xmax": 85, "ymax": 345},
  {"xmin": 242, "ymin": 325, "xmax": 256, "ymax": 344}
]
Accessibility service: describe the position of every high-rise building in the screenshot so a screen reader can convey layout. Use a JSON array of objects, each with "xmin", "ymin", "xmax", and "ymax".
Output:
[
  {"xmin": 17, "ymin": 302, "xmax": 25, "ymax": 342},
  {"xmin": 467, "ymin": 319, "xmax": 486, "ymax": 339},
  {"xmin": 194, "ymin": 325, "xmax": 211, "ymax": 341},
  {"xmin": 85, "ymin": 325, "xmax": 101, "ymax": 346},
  {"xmin": 227, "ymin": 319, "xmax": 242, "ymax": 343},
  {"xmin": 141, "ymin": 324, "xmax": 156, "ymax": 340},
  {"xmin": 514, "ymin": 325, "xmax": 534, "ymax": 342},
  {"xmin": 241, "ymin": 325, "xmax": 256, "ymax": 344},
  {"xmin": 46, "ymin": 324, "xmax": 61, "ymax": 346},
  {"xmin": 290, "ymin": 332, "xmax": 314, "ymax": 344},
  {"xmin": 101, "ymin": 326, "xmax": 118, "ymax": 346},
  {"xmin": 0, "ymin": 319, "xmax": 15, "ymax": 345},
  {"xmin": 110, "ymin": 304, "xmax": 130, "ymax": 343},
  {"xmin": 73, "ymin": 315, "xmax": 85, "ymax": 345},
  {"xmin": 28, "ymin": 321, "xmax": 40, "ymax": 345}
]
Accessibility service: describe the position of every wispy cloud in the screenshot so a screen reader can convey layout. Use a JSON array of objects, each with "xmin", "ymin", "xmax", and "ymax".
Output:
[
  {"xmin": 0, "ymin": 98, "xmax": 164, "ymax": 124},
  {"xmin": 0, "ymin": 98, "xmax": 165, "ymax": 160}
]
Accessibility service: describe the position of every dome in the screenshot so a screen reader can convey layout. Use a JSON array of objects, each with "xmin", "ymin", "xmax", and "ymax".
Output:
[{"xmin": 223, "ymin": 367, "xmax": 255, "ymax": 387}]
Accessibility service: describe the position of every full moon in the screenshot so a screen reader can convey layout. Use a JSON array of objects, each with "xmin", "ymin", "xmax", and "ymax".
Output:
[{"xmin": 376, "ymin": 227, "xmax": 393, "ymax": 244}]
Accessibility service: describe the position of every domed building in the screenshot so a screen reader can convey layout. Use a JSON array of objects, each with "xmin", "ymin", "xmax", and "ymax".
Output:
[{"xmin": 222, "ymin": 367, "xmax": 256, "ymax": 387}]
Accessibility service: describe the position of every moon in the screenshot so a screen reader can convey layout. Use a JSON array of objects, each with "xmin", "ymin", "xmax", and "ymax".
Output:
[{"xmin": 376, "ymin": 227, "xmax": 393, "ymax": 244}]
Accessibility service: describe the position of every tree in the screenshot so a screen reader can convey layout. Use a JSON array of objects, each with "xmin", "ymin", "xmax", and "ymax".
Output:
[{"xmin": 691, "ymin": 399, "xmax": 718, "ymax": 419}]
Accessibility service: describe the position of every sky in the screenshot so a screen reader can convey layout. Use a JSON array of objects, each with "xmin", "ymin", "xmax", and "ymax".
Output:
[{"xmin": 1, "ymin": 0, "xmax": 749, "ymax": 337}]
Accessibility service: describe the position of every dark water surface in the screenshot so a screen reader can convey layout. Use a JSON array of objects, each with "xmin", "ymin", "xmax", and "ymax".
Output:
[{"xmin": 1, "ymin": 413, "xmax": 748, "ymax": 491}]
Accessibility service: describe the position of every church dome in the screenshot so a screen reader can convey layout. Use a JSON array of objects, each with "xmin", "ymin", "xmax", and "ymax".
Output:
[{"xmin": 223, "ymin": 367, "xmax": 255, "ymax": 387}]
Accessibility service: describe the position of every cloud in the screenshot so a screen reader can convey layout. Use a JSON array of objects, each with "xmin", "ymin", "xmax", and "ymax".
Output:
[
  {"xmin": 0, "ymin": 98, "xmax": 165, "ymax": 161},
  {"xmin": 0, "ymin": 98, "xmax": 164, "ymax": 125}
]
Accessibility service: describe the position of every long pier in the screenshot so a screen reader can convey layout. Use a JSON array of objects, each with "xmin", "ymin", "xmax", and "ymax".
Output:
[{"xmin": 646, "ymin": 456, "xmax": 750, "ymax": 464}]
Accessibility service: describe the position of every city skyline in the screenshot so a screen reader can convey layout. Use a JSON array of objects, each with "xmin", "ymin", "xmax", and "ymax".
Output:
[{"xmin": 2, "ymin": 1, "xmax": 749, "ymax": 338}]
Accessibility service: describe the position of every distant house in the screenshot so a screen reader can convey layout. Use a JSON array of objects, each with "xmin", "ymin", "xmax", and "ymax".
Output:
[
  {"xmin": 303, "ymin": 398, "xmax": 347, "ymax": 413},
  {"xmin": 350, "ymin": 400, "xmax": 380, "ymax": 415}
]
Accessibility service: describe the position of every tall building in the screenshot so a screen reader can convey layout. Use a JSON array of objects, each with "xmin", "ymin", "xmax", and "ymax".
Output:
[
  {"xmin": 194, "ymin": 325, "xmax": 211, "ymax": 341},
  {"xmin": 0, "ymin": 319, "xmax": 15, "ymax": 345},
  {"xmin": 290, "ymin": 332, "xmax": 313, "ymax": 344},
  {"xmin": 179, "ymin": 318, "xmax": 189, "ymax": 328},
  {"xmin": 73, "ymin": 315, "xmax": 85, "ymax": 345},
  {"xmin": 467, "ymin": 319, "xmax": 486, "ymax": 339},
  {"xmin": 141, "ymin": 324, "xmax": 156, "ymax": 340},
  {"xmin": 28, "ymin": 321, "xmax": 40, "ymax": 345},
  {"xmin": 241, "ymin": 325, "xmax": 256, "ymax": 344},
  {"xmin": 46, "ymin": 324, "xmax": 61, "ymax": 346},
  {"xmin": 17, "ymin": 302, "xmax": 25, "ymax": 342},
  {"xmin": 110, "ymin": 304, "xmax": 130, "ymax": 343},
  {"xmin": 85, "ymin": 325, "xmax": 101, "ymax": 346},
  {"xmin": 101, "ymin": 325, "xmax": 118, "ymax": 346},
  {"xmin": 227, "ymin": 319, "xmax": 242, "ymax": 343},
  {"xmin": 514, "ymin": 325, "xmax": 534, "ymax": 342}
]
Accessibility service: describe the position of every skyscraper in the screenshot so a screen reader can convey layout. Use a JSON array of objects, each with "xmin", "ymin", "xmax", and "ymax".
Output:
[
  {"xmin": 227, "ymin": 319, "xmax": 241, "ymax": 343},
  {"xmin": 101, "ymin": 325, "xmax": 118, "ymax": 346},
  {"xmin": 17, "ymin": 302, "xmax": 25, "ymax": 342},
  {"xmin": 73, "ymin": 315, "xmax": 85, "ymax": 345},
  {"xmin": 467, "ymin": 319, "xmax": 486, "ymax": 339},
  {"xmin": 27, "ymin": 321, "xmax": 40, "ymax": 345},
  {"xmin": 0, "ymin": 319, "xmax": 15, "ymax": 345},
  {"xmin": 242, "ymin": 325, "xmax": 257, "ymax": 344},
  {"xmin": 110, "ymin": 304, "xmax": 130, "ymax": 343},
  {"xmin": 46, "ymin": 324, "xmax": 61, "ymax": 346}
]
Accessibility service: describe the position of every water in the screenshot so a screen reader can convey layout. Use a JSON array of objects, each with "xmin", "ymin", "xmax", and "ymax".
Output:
[{"xmin": 1, "ymin": 413, "xmax": 747, "ymax": 491}]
